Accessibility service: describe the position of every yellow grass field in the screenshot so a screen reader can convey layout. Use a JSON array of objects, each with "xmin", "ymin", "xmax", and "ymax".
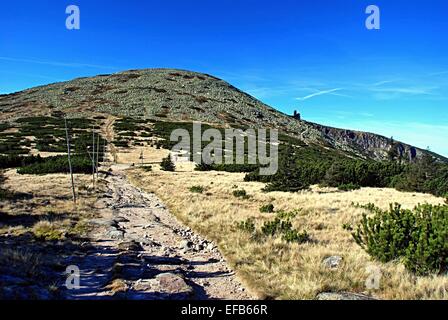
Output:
[
  {"xmin": 0, "ymin": 170, "xmax": 98, "ymax": 239},
  {"xmin": 127, "ymin": 163, "xmax": 448, "ymax": 300}
]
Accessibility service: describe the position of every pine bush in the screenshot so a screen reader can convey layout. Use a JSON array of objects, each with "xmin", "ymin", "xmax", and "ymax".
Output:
[{"xmin": 160, "ymin": 155, "xmax": 175, "ymax": 172}]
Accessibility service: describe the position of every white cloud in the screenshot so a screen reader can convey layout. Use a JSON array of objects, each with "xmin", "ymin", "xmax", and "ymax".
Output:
[{"xmin": 295, "ymin": 88, "xmax": 342, "ymax": 101}]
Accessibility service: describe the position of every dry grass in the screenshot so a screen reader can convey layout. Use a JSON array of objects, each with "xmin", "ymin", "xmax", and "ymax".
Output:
[
  {"xmin": 0, "ymin": 169, "xmax": 99, "ymax": 237},
  {"xmin": 105, "ymin": 279, "xmax": 129, "ymax": 294},
  {"xmin": 127, "ymin": 166, "xmax": 448, "ymax": 300}
]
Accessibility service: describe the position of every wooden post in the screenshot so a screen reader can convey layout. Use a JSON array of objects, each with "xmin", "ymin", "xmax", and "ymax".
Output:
[
  {"xmin": 96, "ymin": 132, "xmax": 100, "ymax": 179},
  {"xmin": 92, "ymin": 125, "xmax": 95, "ymax": 187},
  {"xmin": 65, "ymin": 117, "xmax": 76, "ymax": 204}
]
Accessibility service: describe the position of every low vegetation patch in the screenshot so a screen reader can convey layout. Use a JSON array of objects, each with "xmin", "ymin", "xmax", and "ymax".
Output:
[
  {"xmin": 259, "ymin": 203, "xmax": 274, "ymax": 213},
  {"xmin": 189, "ymin": 185, "xmax": 205, "ymax": 194},
  {"xmin": 32, "ymin": 221, "xmax": 67, "ymax": 241},
  {"xmin": 233, "ymin": 189, "xmax": 250, "ymax": 199},
  {"xmin": 17, "ymin": 155, "xmax": 92, "ymax": 175},
  {"xmin": 237, "ymin": 210, "xmax": 309, "ymax": 244},
  {"xmin": 236, "ymin": 218, "xmax": 256, "ymax": 234}
]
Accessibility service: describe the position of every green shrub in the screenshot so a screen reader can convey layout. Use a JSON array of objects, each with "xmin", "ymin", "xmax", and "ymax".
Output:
[
  {"xmin": 233, "ymin": 189, "xmax": 249, "ymax": 199},
  {"xmin": 404, "ymin": 204, "xmax": 448, "ymax": 275},
  {"xmin": 236, "ymin": 218, "xmax": 255, "ymax": 233},
  {"xmin": 260, "ymin": 217, "xmax": 310, "ymax": 244},
  {"xmin": 18, "ymin": 156, "xmax": 91, "ymax": 175},
  {"xmin": 276, "ymin": 209, "xmax": 299, "ymax": 220},
  {"xmin": 189, "ymin": 185, "xmax": 205, "ymax": 194},
  {"xmin": 282, "ymin": 229, "xmax": 310, "ymax": 244},
  {"xmin": 261, "ymin": 218, "xmax": 293, "ymax": 237},
  {"xmin": 195, "ymin": 162, "xmax": 213, "ymax": 171},
  {"xmin": 353, "ymin": 203, "xmax": 416, "ymax": 263},
  {"xmin": 259, "ymin": 204, "xmax": 274, "ymax": 213},
  {"xmin": 0, "ymin": 155, "xmax": 44, "ymax": 169},
  {"xmin": 160, "ymin": 155, "xmax": 175, "ymax": 172},
  {"xmin": 352, "ymin": 203, "xmax": 448, "ymax": 275}
]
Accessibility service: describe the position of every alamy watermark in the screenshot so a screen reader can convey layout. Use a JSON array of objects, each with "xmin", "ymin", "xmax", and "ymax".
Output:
[
  {"xmin": 65, "ymin": 265, "xmax": 80, "ymax": 290},
  {"xmin": 365, "ymin": 5, "xmax": 381, "ymax": 30},
  {"xmin": 365, "ymin": 265, "xmax": 382, "ymax": 290},
  {"xmin": 66, "ymin": 5, "xmax": 80, "ymax": 30},
  {"xmin": 170, "ymin": 122, "xmax": 279, "ymax": 176}
]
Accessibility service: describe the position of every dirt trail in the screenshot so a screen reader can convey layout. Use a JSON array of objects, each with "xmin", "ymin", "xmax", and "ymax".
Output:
[{"xmin": 66, "ymin": 117, "xmax": 251, "ymax": 300}]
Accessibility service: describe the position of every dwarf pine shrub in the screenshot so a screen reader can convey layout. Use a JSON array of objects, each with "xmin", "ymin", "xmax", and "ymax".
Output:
[
  {"xmin": 233, "ymin": 189, "xmax": 249, "ymax": 199},
  {"xmin": 259, "ymin": 203, "xmax": 274, "ymax": 213},
  {"xmin": 352, "ymin": 203, "xmax": 448, "ymax": 275},
  {"xmin": 160, "ymin": 155, "xmax": 175, "ymax": 172},
  {"xmin": 189, "ymin": 185, "xmax": 205, "ymax": 194},
  {"xmin": 236, "ymin": 218, "xmax": 256, "ymax": 233}
]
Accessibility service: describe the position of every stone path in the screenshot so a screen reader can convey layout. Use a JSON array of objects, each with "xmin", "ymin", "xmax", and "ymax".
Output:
[{"xmin": 66, "ymin": 165, "xmax": 251, "ymax": 300}]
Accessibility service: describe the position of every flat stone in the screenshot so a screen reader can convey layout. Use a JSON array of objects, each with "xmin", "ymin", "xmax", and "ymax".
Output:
[
  {"xmin": 316, "ymin": 292, "xmax": 376, "ymax": 300},
  {"xmin": 133, "ymin": 273, "xmax": 194, "ymax": 299},
  {"xmin": 322, "ymin": 256, "xmax": 343, "ymax": 269},
  {"xmin": 156, "ymin": 273, "xmax": 194, "ymax": 296}
]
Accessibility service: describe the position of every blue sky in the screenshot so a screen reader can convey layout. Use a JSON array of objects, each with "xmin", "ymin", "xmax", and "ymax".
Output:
[{"xmin": 0, "ymin": 0, "xmax": 447, "ymax": 156}]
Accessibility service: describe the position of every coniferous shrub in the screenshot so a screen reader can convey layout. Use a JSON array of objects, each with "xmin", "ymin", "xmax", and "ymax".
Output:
[
  {"xmin": 261, "ymin": 218, "xmax": 293, "ymax": 237},
  {"xmin": 404, "ymin": 204, "xmax": 448, "ymax": 275},
  {"xmin": 260, "ymin": 203, "xmax": 274, "ymax": 213},
  {"xmin": 17, "ymin": 155, "xmax": 91, "ymax": 175},
  {"xmin": 160, "ymin": 155, "xmax": 175, "ymax": 172},
  {"xmin": 352, "ymin": 203, "xmax": 448, "ymax": 275},
  {"xmin": 195, "ymin": 162, "xmax": 213, "ymax": 171},
  {"xmin": 353, "ymin": 203, "xmax": 416, "ymax": 263},
  {"xmin": 282, "ymin": 229, "xmax": 310, "ymax": 244},
  {"xmin": 189, "ymin": 185, "xmax": 205, "ymax": 194},
  {"xmin": 233, "ymin": 189, "xmax": 249, "ymax": 199},
  {"xmin": 236, "ymin": 218, "xmax": 256, "ymax": 233}
]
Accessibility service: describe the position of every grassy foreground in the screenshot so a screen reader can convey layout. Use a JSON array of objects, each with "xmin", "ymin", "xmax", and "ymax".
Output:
[{"xmin": 127, "ymin": 165, "xmax": 447, "ymax": 300}]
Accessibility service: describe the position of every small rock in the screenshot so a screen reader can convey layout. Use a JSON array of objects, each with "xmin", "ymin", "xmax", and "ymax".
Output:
[
  {"xmin": 179, "ymin": 240, "xmax": 193, "ymax": 250},
  {"xmin": 118, "ymin": 240, "xmax": 144, "ymax": 252},
  {"xmin": 206, "ymin": 243, "xmax": 215, "ymax": 251},
  {"xmin": 316, "ymin": 292, "xmax": 376, "ymax": 300},
  {"xmin": 323, "ymin": 256, "xmax": 343, "ymax": 269},
  {"xmin": 108, "ymin": 229, "xmax": 125, "ymax": 239}
]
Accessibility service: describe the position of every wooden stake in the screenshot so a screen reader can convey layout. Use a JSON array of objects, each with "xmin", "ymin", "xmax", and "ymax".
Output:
[
  {"xmin": 65, "ymin": 118, "xmax": 76, "ymax": 204},
  {"xmin": 92, "ymin": 125, "xmax": 95, "ymax": 187},
  {"xmin": 96, "ymin": 131, "xmax": 100, "ymax": 179}
]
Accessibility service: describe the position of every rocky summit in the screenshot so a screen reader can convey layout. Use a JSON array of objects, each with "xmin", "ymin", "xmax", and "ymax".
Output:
[{"xmin": 0, "ymin": 68, "xmax": 444, "ymax": 162}]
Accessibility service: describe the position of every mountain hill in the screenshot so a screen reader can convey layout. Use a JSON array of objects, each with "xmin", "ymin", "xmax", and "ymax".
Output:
[{"xmin": 0, "ymin": 68, "xmax": 444, "ymax": 162}]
